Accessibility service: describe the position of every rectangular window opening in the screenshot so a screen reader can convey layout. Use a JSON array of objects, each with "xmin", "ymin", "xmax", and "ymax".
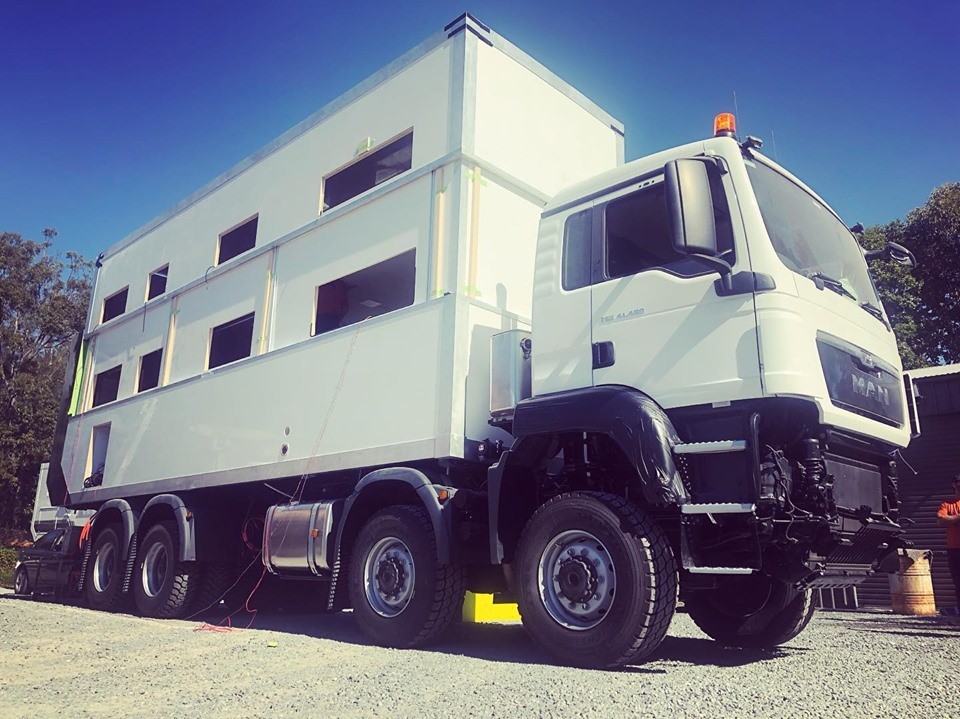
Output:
[
  {"xmin": 137, "ymin": 349, "xmax": 163, "ymax": 392},
  {"xmin": 322, "ymin": 132, "xmax": 413, "ymax": 212},
  {"xmin": 217, "ymin": 217, "xmax": 258, "ymax": 265},
  {"xmin": 146, "ymin": 265, "xmax": 169, "ymax": 300},
  {"xmin": 313, "ymin": 250, "xmax": 416, "ymax": 336},
  {"xmin": 208, "ymin": 313, "xmax": 255, "ymax": 369},
  {"xmin": 89, "ymin": 423, "xmax": 111, "ymax": 480},
  {"xmin": 561, "ymin": 208, "xmax": 593, "ymax": 290},
  {"xmin": 92, "ymin": 365, "xmax": 122, "ymax": 407},
  {"xmin": 101, "ymin": 287, "xmax": 129, "ymax": 324}
]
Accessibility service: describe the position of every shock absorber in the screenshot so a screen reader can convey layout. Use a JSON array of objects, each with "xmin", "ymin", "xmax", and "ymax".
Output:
[{"xmin": 796, "ymin": 439, "xmax": 835, "ymax": 517}]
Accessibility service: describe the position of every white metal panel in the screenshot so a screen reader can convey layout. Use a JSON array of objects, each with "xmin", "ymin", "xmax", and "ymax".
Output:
[
  {"xmin": 272, "ymin": 176, "xmax": 433, "ymax": 350},
  {"xmin": 88, "ymin": 305, "xmax": 169, "ymax": 402},
  {"xmin": 531, "ymin": 210, "xmax": 594, "ymax": 396},
  {"xmin": 472, "ymin": 175, "xmax": 542, "ymax": 319},
  {"xmin": 473, "ymin": 42, "xmax": 619, "ymax": 197},
  {"xmin": 64, "ymin": 300, "xmax": 452, "ymax": 495},
  {"xmin": 463, "ymin": 303, "xmax": 529, "ymax": 444},
  {"xmin": 87, "ymin": 44, "xmax": 454, "ymax": 335},
  {"xmin": 167, "ymin": 254, "xmax": 271, "ymax": 384}
]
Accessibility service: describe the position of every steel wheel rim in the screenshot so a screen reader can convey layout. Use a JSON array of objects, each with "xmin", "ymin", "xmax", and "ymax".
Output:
[
  {"xmin": 141, "ymin": 543, "xmax": 169, "ymax": 599},
  {"xmin": 93, "ymin": 542, "xmax": 116, "ymax": 593},
  {"xmin": 363, "ymin": 536, "xmax": 416, "ymax": 618},
  {"xmin": 539, "ymin": 529, "xmax": 616, "ymax": 631}
]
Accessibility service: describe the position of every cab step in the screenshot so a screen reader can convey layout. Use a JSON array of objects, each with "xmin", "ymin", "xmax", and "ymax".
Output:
[
  {"xmin": 673, "ymin": 440, "xmax": 746, "ymax": 455},
  {"xmin": 681, "ymin": 503, "xmax": 756, "ymax": 515},
  {"xmin": 686, "ymin": 566, "xmax": 756, "ymax": 575}
]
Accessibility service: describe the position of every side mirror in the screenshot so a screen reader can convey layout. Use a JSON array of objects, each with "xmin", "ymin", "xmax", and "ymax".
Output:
[
  {"xmin": 665, "ymin": 158, "xmax": 731, "ymax": 278},
  {"xmin": 864, "ymin": 241, "xmax": 918, "ymax": 269}
]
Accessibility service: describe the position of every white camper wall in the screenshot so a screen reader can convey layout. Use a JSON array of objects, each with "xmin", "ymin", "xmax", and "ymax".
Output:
[
  {"xmin": 87, "ymin": 43, "xmax": 454, "ymax": 337},
  {"xmin": 61, "ymin": 17, "xmax": 625, "ymax": 500}
]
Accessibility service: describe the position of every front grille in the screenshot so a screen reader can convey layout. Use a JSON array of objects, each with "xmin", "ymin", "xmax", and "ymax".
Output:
[{"xmin": 817, "ymin": 332, "xmax": 904, "ymax": 428}]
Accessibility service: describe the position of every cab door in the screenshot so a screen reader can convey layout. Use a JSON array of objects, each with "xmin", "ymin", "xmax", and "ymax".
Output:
[{"xmin": 590, "ymin": 168, "xmax": 762, "ymax": 409}]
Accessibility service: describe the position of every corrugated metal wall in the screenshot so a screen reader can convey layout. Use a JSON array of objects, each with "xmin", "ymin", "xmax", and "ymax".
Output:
[{"xmin": 858, "ymin": 372, "xmax": 960, "ymax": 609}]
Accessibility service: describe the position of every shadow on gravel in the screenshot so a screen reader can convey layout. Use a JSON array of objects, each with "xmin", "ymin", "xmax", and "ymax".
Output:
[
  {"xmin": 819, "ymin": 613, "xmax": 958, "ymax": 639},
  {"xmin": 217, "ymin": 607, "xmax": 802, "ymax": 672}
]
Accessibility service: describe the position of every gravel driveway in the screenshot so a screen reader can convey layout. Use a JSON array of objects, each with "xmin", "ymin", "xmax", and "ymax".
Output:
[{"xmin": 0, "ymin": 592, "xmax": 954, "ymax": 718}]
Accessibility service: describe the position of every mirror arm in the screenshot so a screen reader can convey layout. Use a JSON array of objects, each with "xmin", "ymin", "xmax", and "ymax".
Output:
[{"xmin": 689, "ymin": 254, "xmax": 734, "ymax": 289}]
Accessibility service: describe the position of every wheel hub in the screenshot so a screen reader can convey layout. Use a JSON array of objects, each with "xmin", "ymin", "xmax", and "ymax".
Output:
[
  {"xmin": 557, "ymin": 557, "xmax": 597, "ymax": 603},
  {"xmin": 376, "ymin": 556, "xmax": 407, "ymax": 597},
  {"xmin": 538, "ymin": 530, "xmax": 616, "ymax": 631},
  {"xmin": 363, "ymin": 536, "xmax": 416, "ymax": 618}
]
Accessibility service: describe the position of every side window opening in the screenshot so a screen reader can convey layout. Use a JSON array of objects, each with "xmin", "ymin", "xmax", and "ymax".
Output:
[
  {"xmin": 101, "ymin": 287, "xmax": 129, "ymax": 324},
  {"xmin": 208, "ymin": 313, "xmax": 255, "ymax": 369},
  {"xmin": 322, "ymin": 132, "xmax": 413, "ymax": 212},
  {"xmin": 217, "ymin": 217, "xmax": 258, "ymax": 265},
  {"xmin": 92, "ymin": 365, "xmax": 122, "ymax": 407},
  {"xmin": 561, "ymin": 208, "xmax": 593, "ymax": 291},
  {"xmin": 604, "ymin": 177, "xmax": 731, "ymax": 281},
  {"xmin": 313, "ymin": 250, "xmax": 416, "ymax": 336},
  {"xmin": 137, "ymin": 349, "xmax": 163, "ymax": 392},
  {"xmin": 146, "ymin": 265, "xmax": 169, "ymax": 300}
]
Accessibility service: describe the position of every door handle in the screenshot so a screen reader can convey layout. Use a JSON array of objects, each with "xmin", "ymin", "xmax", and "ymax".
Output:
[{"xmin": 592, "ymin": 341, "xmax": 615, "ymax": 369}]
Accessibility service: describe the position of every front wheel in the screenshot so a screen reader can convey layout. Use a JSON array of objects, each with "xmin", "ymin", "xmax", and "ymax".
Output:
[
  {"xmin": 684, "ymin": 573, "xmax": 815, "ymax": 648},
  {"xmin": 349, "ymin": 505, "xmax": 466, "ymax": 648},
  {"xmin": 515, "ymin": 492, "xmax": 678, "ymax": 668},
  {"xmin": 14, "ymin": 567, "xmax": 30, "ymax": 596}
]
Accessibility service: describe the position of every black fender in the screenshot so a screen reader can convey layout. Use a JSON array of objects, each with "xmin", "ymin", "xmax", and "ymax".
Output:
[
  {"xmin": 335, "ymin": 467, "xmax": 453, "ymax": 565},
  {"xmin": 140, "ymin": 494, "xmax": 197, "ymax": 562},
  {"xmin": 488, "ymin": 385, "xmax": 689, "ymax": 563}
]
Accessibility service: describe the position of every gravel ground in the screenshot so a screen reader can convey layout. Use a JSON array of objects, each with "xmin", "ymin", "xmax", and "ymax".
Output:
[{"xmin": 0, "ymin": 591, "xmax": 954, "ymax": 719}]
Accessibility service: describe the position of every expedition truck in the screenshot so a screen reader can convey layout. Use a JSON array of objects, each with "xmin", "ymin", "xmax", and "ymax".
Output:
[{"xmin": 42, "ymin": 14, "xmax": 918, "ymax": 668}]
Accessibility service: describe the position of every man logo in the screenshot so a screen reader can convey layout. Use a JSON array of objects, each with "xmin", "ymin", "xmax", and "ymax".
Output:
[{"xmin": 851, "ymin": 374, "xmax": 890, "ymax": 406}]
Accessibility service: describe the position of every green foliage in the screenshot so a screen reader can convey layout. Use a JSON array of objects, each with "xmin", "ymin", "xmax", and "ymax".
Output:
[
  {"xmin": 863, "ymin": 183, "xmax": 960, "ymax": 369},
  {"xmin": 0, "ymin": 547, "xmax": 18, "ymax": 588},
  {"xmin": 0, "ymin": 230, "xmax": 91, "ymax": 530}
]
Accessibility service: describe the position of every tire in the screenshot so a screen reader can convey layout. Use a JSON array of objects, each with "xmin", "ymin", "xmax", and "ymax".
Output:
[
  {"xmin": 514, "ymin": 491, "xmax": 678, "ymax": 669},
  {"xmin": 13, "ymin": 567, "xmax": 30, "ymax": 596},
  {"xmin": 349, "ymin": 505, "xmax": 466, "ymax": 648},
  {"xmin": 192, "ymin": 562, "xmax": 236, "ymax": 615},
  {"xmin": 684, "ymin": 573, "xmax": 815, "ymax": 648},
  {"xmin": 132, "ymin": 521, "xmax": 201, "ymax": 618},
  {"xmin": 85, "ymin": 526, "xmax": 126, "ymax": 612}
]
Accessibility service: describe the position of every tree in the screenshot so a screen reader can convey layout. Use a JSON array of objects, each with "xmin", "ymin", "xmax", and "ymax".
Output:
[
  {"xmin": 859, "ymin": 221, "xmax": 929, "ymax": 369},
  {"xmin": 861, "ymin": 183, "xmax": 960, "ymax": 369},
  {"xmin": 0, "ymin": 230, "xmax": 91, "ymax": 529},
  {"xmin": 902, "ymin": 183, "xmax": 960, "ymax": 363}
]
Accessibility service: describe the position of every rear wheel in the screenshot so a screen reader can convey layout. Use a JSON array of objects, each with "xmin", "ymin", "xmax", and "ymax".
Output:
[
  {"xmin": 684, "ymin": 573, "xmax": 815, "ymax": 648},
  {"xmin": 14, "ymin": 567, "xmax": 30, "ymax": 596},
  {"xmin": 86, "ymin": 527, "xmax": 125, "ymax": 611},
  {"xmin": 349, "ymin": 505, "xmax": 466, "ymax": 648},
  {"xmin": 515, "ymin": 492, "xmax": 678, "ymax": 668},
  {"xmin": 133, "ymin": 521, "xmax": 201, "ymax": 618}
]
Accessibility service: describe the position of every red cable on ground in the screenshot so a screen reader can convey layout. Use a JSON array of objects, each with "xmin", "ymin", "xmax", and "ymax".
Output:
[{"xmin": 194, "ymin": 565, "xmax": 268, "ymax": 633}]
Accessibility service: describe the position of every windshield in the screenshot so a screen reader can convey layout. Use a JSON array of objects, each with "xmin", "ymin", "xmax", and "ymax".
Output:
[{"xmin": 745, "ymin": 159, "xmax": 880, "ymax": 308}]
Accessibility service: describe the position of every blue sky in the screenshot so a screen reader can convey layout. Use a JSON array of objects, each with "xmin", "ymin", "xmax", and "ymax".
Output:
[{"xmin": 2, "ymin": 1, "xmax": 957, "ymax": 261}]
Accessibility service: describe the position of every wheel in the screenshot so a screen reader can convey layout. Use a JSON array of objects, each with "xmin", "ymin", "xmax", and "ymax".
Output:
[
  {"xmin": 132, "ymin": 521, "xmax": 201, "ymax": 618},
  {"xmin": 684, "ymin": 573, "xmax": 815, "ymax": 648},
  {"xmin": 349, "ymin": 505, "xmax": 466, "ymax": 648},
  {"xmin": 192, "ymin": 562, "xmax": 236, "ymax": 615},
  {"xmin": 85, "ymin": 526, "xmax": 126, "ymax": 611},
  {"xmin": 514, "ymin": 492, "xmax": 678, "ymax": 668},
  {"xmin": 13, "ymin": 567, "xmax": 30, "ymax": 596}
]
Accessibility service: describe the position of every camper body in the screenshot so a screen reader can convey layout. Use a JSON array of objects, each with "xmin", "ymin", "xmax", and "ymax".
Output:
[{"xmin": 45, "ymin": 15, "xmax": 912, "ymax": 668}]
